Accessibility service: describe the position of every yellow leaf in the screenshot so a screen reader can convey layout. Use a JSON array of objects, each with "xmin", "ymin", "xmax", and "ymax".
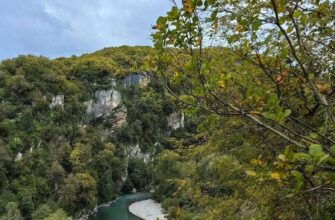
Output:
[
  {"xmin": 182, "ymin": 0, "xmax": 194, "ymax": 15},
  {"xmin": 176, "ymin": 207, "xmax": 181, "ymax": 217},
  {"xmin": 218, "ymin": 80, "xmax": 225, "ymax": 89},
  {"xmin": 250, "ymin": 159, "xmax": 258, "ymax": 165},
  {"xmin": 270, "ymin": 172, "xmax": 281, "ymax": 180},
  {"xmin": 236, "ymin": 24, "xmax": 244, "ymax": 32},
  {"xmin": 246, "ymin": 170, "xmax": 257, "ymax": 176},
  {"xmin": 255, "ymin": 79, "xmax": 262, "ymax": 85},
  {"xmin": 316, "ymin": 83, "xmax": 332, "ymax": 94},
  {"xmin": 277, "ymin": 154, "xmax": 286, "ymax": 161}
]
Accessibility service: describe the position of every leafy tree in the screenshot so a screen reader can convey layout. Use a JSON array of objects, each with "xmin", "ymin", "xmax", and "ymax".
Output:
[
  {"xmin": 44, "ymin": 209, "xmax": 69, "ymax": 220},
  {"xmin": 96, "ymin": 170, "xmax": 117, "ymax": 203},
  {"xmin": 0, "ymin": 192, "xmax": 17, "ymax": 215},
  {"xmin": 127, "ymin": 158, "xmax": 152, "ymax": 191},
  {"xmin": 91, "ymin": 148, "xmax": 121, "ymax": 202},
  {"xmin": 47, "ymin": 161, "xmax": 66, "ymax": 189},
  {"xmin": 122, "ymin": 178, "xmax": 134, "ymax": 194},
  {"xmin": 58, "ymin": 173, "xmax": 97, "ymax": 213},
  {"xmin": 69, "ymin": 143, "xmax": 92, "ymax": 172},
  {"xmin": 18, "ymin": 190, "xmax": 35, "ymax": 218},
  {"xmin": 31, "ymin": 204, "xmax": 53, "ymax": 220},
  {"xmin": 0, "ymin": 202, "xmax": 23, "ymax": 220}
]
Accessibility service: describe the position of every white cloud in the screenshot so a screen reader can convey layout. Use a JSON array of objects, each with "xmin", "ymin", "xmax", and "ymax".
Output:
[{"xmin": 0, "ymin": 0, "xmax": 172, "ymax": 59}]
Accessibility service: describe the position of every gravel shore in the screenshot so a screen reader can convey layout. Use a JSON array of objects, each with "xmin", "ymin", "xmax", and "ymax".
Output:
[{"xmin": 129, "ymin": 199, "xmax": 166, "ymax": 220}]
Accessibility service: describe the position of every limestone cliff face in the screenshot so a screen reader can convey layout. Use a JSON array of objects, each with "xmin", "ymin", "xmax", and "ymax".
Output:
[
  {"xmin": 49, "ymin": 95, "xmax": 64, "ymax": 110},
  {"xmin": 15, "ymin": 152, "xmax": 22, "ymax": 161},
  {"xmin": 83, "ymin": 72, "xmax": 150, "ymax": 120},
  {"xmin": 167, "ymin": 112, "xmax": 184, "ymax": 130},
  {"xmin": 48, "ymin": 73, "xmax": 150, "ymax": 121},
  {"xmin": 123, "ymin": 72, "xmax": 150, "ymax": 88},
  {"xmin": 127, "ymin": 144, "xmax": 151, "ymax": 163},
  {"xmin": 85, "ymin": 88, "xmax": 121, "ymax": 118}
]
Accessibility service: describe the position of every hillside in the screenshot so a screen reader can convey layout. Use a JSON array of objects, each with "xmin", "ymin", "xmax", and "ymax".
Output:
[{"xmin": 0, "ymin": 46, "xmax": 182, "ymax": 219}]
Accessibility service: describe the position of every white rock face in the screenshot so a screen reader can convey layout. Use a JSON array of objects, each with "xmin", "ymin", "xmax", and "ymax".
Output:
[
  {"xmin": 85, "ymin": 89, "xmax": 121, "ymax": 118},
  {"xmin": 15, "ymin": 152, "xmax": 22, "ymax": 161},
  {"xmin": 122, "ymin": 154, "xmax": 130, "ymax": 182},
  {"xmin": 50, "ymin": 95, "xmax": 64, "ymax": 109},
  {"xmin": 139, "ymin": 73, "xmax": 150, "ymax": 87},
  {"xmin": 128, "ymin": 144, "xmax": 151, "ymax": 163},
  {"xmin": 129, "ymin": 199, "xmax": 166, "ymax": 220},
  {"xmin": 123, "ymin": 72, "xmax": 150, "ymax": 87},
  {"xmin": 122, "ymin": 144, "xmax": 151, "ymax": 181},
  {"xmin": 167, "ymin": 112, "xmax": 184, "ymax": 130}
]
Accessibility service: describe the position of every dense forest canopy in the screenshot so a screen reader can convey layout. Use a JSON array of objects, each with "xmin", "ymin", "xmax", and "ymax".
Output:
[{"xmin": 0, "ymin": 0, "xmax": 334, "ymax": 220}]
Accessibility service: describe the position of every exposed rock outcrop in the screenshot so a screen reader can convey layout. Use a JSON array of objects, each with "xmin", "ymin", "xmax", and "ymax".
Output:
[
  {"xmin": 50, "ymin": 95, "xmax": 64, "ymax": 109},
  {"xmin": 85, "ymin": 88, "xmax": 121, "ymax": 118},
  {"xmin": 122, "ymin": 143, "xmax": 152, "ymax": 182},
  {"xmin": 15, "ymin": 152, "xmax": 22, "ymax": 161},
  {"xmin": 123, "ymin": 72, "xmax": 150, "ymax": 88},
  {"xmin": 167, "ymin": 112, "xmax": 184, "ymax": 130},
  {"xmin": 111, "ymin": 106, "xmax": 127, "ymax": 129},
  {"xmin": 127, "ymin": 144, "xmax": 151, "ymax": 163}
]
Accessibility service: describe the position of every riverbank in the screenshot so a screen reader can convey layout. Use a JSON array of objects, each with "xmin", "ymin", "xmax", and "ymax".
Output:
[
  {"xmin": 129, "ymin": 199, "xmax": 166, "ymax": 220},
  {"xmin": 75, "ymin": 197, "xmax": 121, "ymax": 220},
  {"xmin": 84, "ymin": 193, "xmax": 151, "ymax": 220}
]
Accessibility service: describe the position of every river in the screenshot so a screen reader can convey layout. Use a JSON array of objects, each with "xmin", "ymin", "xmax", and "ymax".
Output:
[{"xmin": 89, "ymin": 193, "xmax": 151, "ymax": 220}]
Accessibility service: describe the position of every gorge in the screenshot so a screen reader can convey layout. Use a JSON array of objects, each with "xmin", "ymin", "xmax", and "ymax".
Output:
[
  {"xmin": 0, "ymin": 1, "xmax": 334, "ymax": 218},
  {"xmin": 0, "ymin": 46, "xmax": 184, "ymax": 220}
]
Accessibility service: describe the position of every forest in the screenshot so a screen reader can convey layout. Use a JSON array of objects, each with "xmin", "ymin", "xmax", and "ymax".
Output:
[{"xmin": 0, "ymin": 0, "xmax": 334, "ymax": 220}]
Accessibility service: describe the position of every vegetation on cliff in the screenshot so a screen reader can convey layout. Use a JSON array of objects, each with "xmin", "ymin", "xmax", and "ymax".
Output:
[{"xmin": 0, "ymin": 46, "xmax": 176, "ymax": 219}]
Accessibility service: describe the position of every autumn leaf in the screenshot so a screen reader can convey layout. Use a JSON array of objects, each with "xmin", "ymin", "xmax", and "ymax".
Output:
[
  {"xmin": 246, "ymin": 170, "xmax": 257, "ymax": 176},
  {"xmin": 270, "ymin": 172, "xmax": 282, "ymax": 180}
]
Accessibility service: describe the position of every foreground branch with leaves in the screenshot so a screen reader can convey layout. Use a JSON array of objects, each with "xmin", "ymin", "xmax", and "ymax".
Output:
[{"xmin": 151, "ymin": 0, "xmax": 335, "ymax": 219}]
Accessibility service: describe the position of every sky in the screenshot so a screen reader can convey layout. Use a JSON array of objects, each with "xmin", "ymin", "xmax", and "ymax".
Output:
[{"xmin": 0, "ymin": 0, "xmax": 172, "ymax": 60}]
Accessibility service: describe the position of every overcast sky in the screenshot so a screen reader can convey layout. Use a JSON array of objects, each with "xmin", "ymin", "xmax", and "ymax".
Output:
[{"xmin": 0, "ymin": 0, "xmax": 172, "ymax": 60}]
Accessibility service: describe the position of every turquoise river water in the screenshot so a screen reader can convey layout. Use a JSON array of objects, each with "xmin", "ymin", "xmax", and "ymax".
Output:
[{"xmin": 89, "ymin": 193, "xmax": 150, "ymax": 220}]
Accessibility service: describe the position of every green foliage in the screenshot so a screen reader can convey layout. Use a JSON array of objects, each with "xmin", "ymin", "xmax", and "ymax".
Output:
[
  {"xmin": 44, "ymin": 209, "xmax": 69, "ymax": 220},
  {"xmin": 0, "ymin": 202, "xmax": 23, "ymax": 220},
  {"xmin": 127, "ymin": 158, "xmax": 152, "ymax": 191},
  {"xmin": 152, "ymin": 0, "xmax": 335, "ymax": 218},
  {"xmin": 0, "ymin": 191, "xmax": 17, "ymax": 215},
  {"xmin": 58, "ymin": 173, "xmax": 97, "ymax": 213},
  {"xmin": 31, "ymin": 204, "xmax": 53, "ymax": 220},
  {"xmin": 121, "ymin": 178, "xmax": 134, "ymax": 194},
  {"xmin": 70, "ymin": 143, "xmax": 92, "ymax": 171}
]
